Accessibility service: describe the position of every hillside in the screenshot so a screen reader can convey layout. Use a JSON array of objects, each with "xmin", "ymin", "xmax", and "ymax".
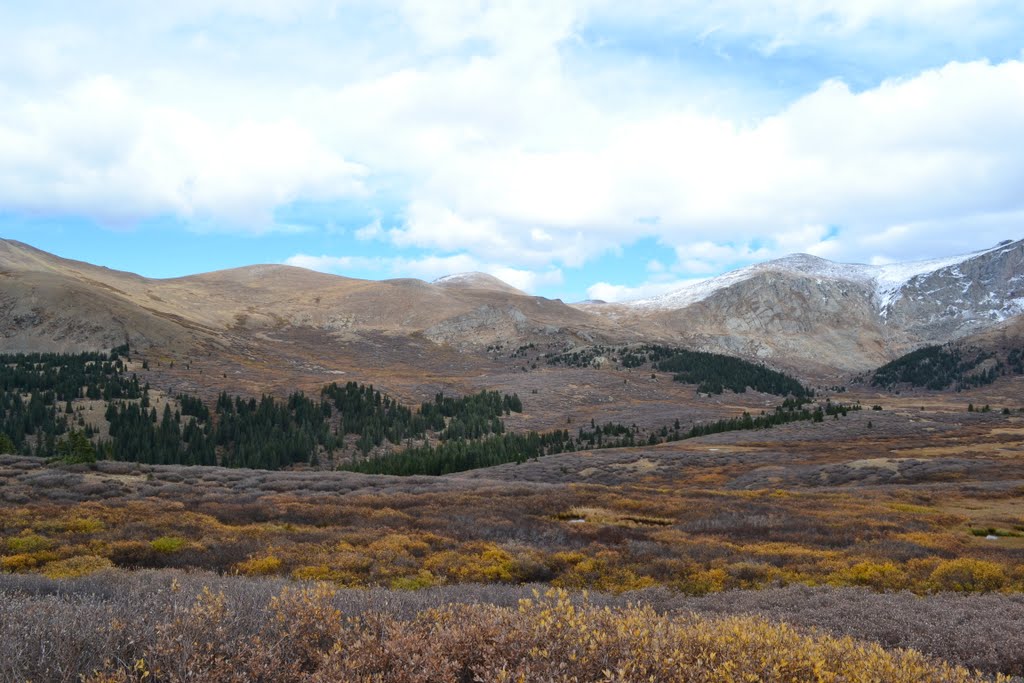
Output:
[
  {"xmin": 0, "ymin": 239, "xmax": 622, "ymax": 357},
  {"xmin": 2, "ymin": 238, "xmax": 1023, "ymax": 376}
]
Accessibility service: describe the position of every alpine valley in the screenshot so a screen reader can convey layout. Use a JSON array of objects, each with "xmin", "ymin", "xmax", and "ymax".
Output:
[{"xmin": 4, "ymin": 236, "xmax": 1024, "ymax": 681}]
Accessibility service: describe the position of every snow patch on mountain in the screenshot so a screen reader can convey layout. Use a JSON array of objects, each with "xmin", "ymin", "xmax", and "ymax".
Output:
[
  {"xmin": 433, "ymin": 272, "xmax": 492, "ymax": 286},
  {"xmin": 432, "ymin": 272, "xmax": 527, "ymax": 296}
]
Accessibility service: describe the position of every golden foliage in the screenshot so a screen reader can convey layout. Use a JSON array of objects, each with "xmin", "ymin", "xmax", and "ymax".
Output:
[
  {"xmin": 836, "ymin": 561, "xmax": 909, "ymax": 591},
  {"xmin": 930, "ymin": 558, "xmax": 1008, "ymax": 592},
  {"xmin": 235, "ymin": 554, "xmax": 283, "ymax": 576},
  {"xmin": 86, "ymin": 586, "xmax": 1001, "ymax": 683},
  {"xmin": 1, "ymin": 552, "xmax": 39, "ymax": 571},
  {"xmin": 42, "ymin": 554, "xmax": 114, "ymax": 578},
  {"xmin": 425, "ymin": 542, "xmax": 523, "ymax": 583}
]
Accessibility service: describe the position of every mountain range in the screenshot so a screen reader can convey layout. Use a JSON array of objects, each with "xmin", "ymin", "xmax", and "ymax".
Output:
[{"xmin": 1, "ymin": 237, "xmax": 1021, "ymax": 375}]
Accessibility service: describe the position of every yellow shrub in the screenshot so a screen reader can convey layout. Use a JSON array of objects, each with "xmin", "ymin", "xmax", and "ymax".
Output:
[
  {"xmin": 674, "ymin": 567, "xmax": 728, "ymax": 595},
  {"xmin": 546, "ymin": 551, "xmax": 587, "ymax": 573},
  {"xmin": 837, "ymin": 561, "xmax": 908, "ymax": 590},
  {"xmin": 368, "ymin": 533, "xmax": 429, "ymax": 559},
  {"xmin": 6, "ymin": 532, "xmax": 53, "ymax": 553},
  {"xmin": 887, "ymin": 503, "xmax": 937, "ymax": 515},
  {"xmin": 724, "ymin": 561, "xmax": 775, "ymax": 589},
  {"xmin": 42, "ymin": 555, "xmax": 114, "ymax": 578},
  {"xmin": 64, "ymin": 517, "xmax": 106, "ymax": 534},
  {"xmin": 389, "ymin": 570, "xmax": 440, "ymax": 590},
  {"xmin": 550, "ymin": 553, "xmax": 656, "ymax": 593},
  {"xmin": 365, "ymin": 533, "xmax": 430, "ymax": 578},
  {"xmin": 930, "ymin": 558, "xmax": 1007, "ymax": 592},
  {"xmin": 424, "ymin": 543, "xmax": 522, "ymax": 583},
  {"xmin": 291, "ymin": 564, "xmax": 365, "ymax": 586},
  {"xmin": 150, "ymin": 536, "xmax": 187, "ymax": 553},
  {"xmin": 329, "ymin": 551, "xmax": 373, "ymax": 573},
  {"xmin": 292, "ymin": 564, "xmax": 334, "ymax": 581},
  {"xmin": 905, "ymin": 556, "xmax": 943, "ymax": 583},
  {"xmin": 236, "ymin": 555, "xmax": 283, "ymax": 576},
  {"xmin": 1, "ymin": 553, "xmax": 39, "ymax": 572}
]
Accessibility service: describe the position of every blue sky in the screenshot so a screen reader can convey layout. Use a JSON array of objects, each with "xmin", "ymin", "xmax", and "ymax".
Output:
[{"xmin": 1, "ymin": 1, "xmax": 1023, "ymax": 302}]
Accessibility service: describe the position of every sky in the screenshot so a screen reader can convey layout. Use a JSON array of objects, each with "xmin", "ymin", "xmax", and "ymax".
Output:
[{"xmin": 1, "ymin": 2, "xmax": 1023, "ymax": 303}]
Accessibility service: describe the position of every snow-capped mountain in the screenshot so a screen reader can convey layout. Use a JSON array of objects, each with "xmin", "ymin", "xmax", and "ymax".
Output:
[
  {"xmin": 581, "ymin": 239, "xmax": 1024, "ymax": 372},
  {"xmin": 630, "ymin": 241, "xmax": 1023, "ymax": 320}
]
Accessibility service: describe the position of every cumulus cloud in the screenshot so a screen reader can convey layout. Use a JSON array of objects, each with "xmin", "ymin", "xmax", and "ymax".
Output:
[
  {"xmin": 283, "ymin": 254, "xmax": 378, "ymax": 272},
  {"xmin": 0, "ymin": 75, "xmax": 366, "ymax": 228},
  {"xmin": 311, "ymin": 43, "xmax": 1024, "ymax": 270},
  {"xmin": 2, "ymin": 1, "xmax": 1024, "ymax": 288},
  {"xmin": 378, "ymin": 57, "xmax": 1024, "ymax": 269},
  {"xmin": 586, "ymin": 279, "xmax": 697, "ymax": 303}
]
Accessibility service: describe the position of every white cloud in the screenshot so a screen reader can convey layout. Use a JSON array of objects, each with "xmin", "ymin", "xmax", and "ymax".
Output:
[
  {"xmin": 404, "ymin": 58, "xmax": 1024, "ymax": 268},
  {"xmin": 586, "ymin": 279, "xmax": 695, "ymax": 303},
  {"xmin": 284, "ymin": 254, "xmax": 378, "ymax": 272},
  {"xmin": 609, "ymin": 0, "xmax": 1015, "ymax": 53},
  {"xmin": 487, "ymin": 266, "xmax": 564, "ymax": 293},
  {"xmin": 354, "ymin": 219, "xmax": 383, "ymax": 240},
  {"xmin": 2, "ymin": 2, "xmax": 1024, "ymax": 276},
  {"xmin": 284, "ymin": 251, "xmax": 562, "ymax": 294},
  {"xmin": 0, "ymin": 75, "xmax": 366, "ymax": 229},
  {"xmin": 314, "ymin": 48, "xmax": 1024, "ymax": 269}
]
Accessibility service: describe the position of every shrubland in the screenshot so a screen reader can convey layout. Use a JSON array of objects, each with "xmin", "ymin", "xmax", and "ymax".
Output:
[
  {"xmin": 2, "ymin": 570, "xmax": 1019, "ymax": 682},
  {"xmin": 2, "ymin": 454, "xmax": 1022, "ymax": 596}
]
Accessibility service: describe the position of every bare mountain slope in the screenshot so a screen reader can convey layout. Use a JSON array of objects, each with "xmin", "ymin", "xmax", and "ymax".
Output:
[{"xmin": 0, "ymin": 239, "xmax": 619, "ymax": 355}]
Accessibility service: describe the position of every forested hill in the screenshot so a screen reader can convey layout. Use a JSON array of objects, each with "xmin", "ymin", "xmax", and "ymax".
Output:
[
  {"xmin": 0, "ymin": 348, "xmax": 523, "ymax": 470},
  {"xmin": 869, "ymin": 344, "xmax": 1023, "ymax": 391}
]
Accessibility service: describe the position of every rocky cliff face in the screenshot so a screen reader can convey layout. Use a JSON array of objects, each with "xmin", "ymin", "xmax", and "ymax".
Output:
[
  {"xmin": 885, "ymin": 240, "xmax": 1024, "ymax": 343},
  {"xmin": 676, "ymin": 271, "xmax": 887, "ymax": 372}
]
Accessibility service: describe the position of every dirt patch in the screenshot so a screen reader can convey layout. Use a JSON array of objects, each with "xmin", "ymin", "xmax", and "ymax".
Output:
[
  {"xmin": 609, "ymin": 458, "xmax": 659, "ymax": 474},
  {"xmin": 846, "ymin": 458, "xmax": 904, "ymax": 472}
]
